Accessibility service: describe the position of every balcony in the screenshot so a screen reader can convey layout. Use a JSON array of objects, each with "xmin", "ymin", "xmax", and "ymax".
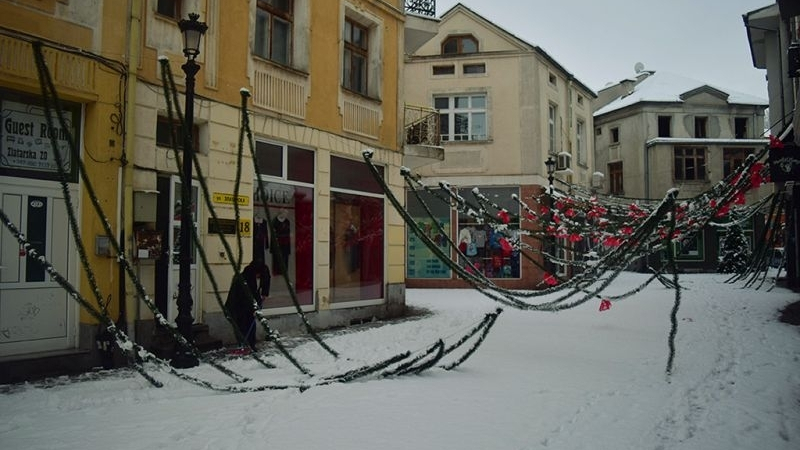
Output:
[
  {"xmin": 405, "ymin": 0, "xmax": 436, "ymax": 17},
  {"xmin": 404, "ymin": 1, "xmax": 439, "ymax": 54},
  {"xmin": 403, "ymin": 104, "xmax": 444, "ymax": 169}
]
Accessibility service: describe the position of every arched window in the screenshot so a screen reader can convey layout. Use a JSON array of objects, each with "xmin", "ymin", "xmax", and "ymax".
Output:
[{"xmin": 441, "ymin": 35, "xmax": 478, "ymax": 55}]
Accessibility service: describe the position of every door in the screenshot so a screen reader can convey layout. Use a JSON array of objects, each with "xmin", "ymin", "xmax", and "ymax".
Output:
[
  {"xmin": 0, "ymin": 182, "xmax": 77, "ymax": 356},
  {"xmin": 166, "ymin": 175, "xmax": 200, "ymax": 323}
]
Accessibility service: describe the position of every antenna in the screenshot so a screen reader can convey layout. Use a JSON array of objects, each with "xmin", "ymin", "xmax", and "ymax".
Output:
[{"xmin": 634, "ymin": 62, "xmax": 645, "ymax": 74}]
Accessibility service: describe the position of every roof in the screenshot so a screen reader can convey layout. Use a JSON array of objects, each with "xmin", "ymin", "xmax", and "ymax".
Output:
[
  {"xmin": 439, "ymin": 3, "xmax": 596, "ymax": 97},
  {"xmin": 593, "ymin": 71, "xmax": 768, "ymax": 117}
]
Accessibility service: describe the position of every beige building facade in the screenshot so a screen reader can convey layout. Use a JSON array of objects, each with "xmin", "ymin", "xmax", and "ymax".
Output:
[{"xmin": 403, "ymin": 4, "xmax": 596, "ymax": 288}]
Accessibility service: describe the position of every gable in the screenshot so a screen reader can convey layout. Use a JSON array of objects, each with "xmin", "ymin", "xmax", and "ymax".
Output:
[
  {"xmin": 413, "ymin": 7, "xmax": 532, "ymax": 57},
  {"xmin": 680, "ymin": 86, "xmax": 730, "ymax": 105}
]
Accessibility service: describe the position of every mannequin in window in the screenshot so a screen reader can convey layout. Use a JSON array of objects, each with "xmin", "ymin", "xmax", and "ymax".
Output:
[
  {"xmin": 271, "ymin": 209, "xmax": 291, "ymax": 275},
  {"xmin": 344, "ymin": 221, "xmax": 360, "ymax": 273},
  {"xmin": 253, "ymin": 213, "xmax": 269, "ymax": 263}
]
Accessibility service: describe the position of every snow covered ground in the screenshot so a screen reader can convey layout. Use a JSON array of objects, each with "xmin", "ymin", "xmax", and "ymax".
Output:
[{"xmin": 1, "ymin": 272, "xmax": 798, "ymax": 450}]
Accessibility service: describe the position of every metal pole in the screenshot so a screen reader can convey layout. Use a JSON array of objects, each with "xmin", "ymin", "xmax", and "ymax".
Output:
[{"xmin": 171, "ymin": 58, "xmax": 200, "ymax": 368}]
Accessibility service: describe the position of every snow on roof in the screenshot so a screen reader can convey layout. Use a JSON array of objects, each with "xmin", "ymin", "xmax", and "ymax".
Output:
[{"xmin": 594, "ymin": 71, "xmax": 767, "ymax": 117}]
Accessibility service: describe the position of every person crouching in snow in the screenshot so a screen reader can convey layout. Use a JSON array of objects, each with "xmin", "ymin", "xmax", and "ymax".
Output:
[{"xmin": 225, "ymin": 259, "xmax": 270, "ymax": 350}]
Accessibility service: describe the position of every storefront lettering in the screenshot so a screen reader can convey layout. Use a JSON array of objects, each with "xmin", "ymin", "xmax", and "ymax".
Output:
[
  {"xmin": 1, "ymin": 100, "xmax": 73, "ymax": 174},
  {"xmin": 254, "ymin": 185, "xmax": 294, "ymax": 206},
  {"xmin": 5, "ymin": 118, "xmax": 35, "ymax": 135}
]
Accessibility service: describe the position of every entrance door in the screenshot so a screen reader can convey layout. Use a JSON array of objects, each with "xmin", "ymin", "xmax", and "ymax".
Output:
[
  {"xmin": 166, "ymin": 175, "xmax": 199, "ymax": 323},
  {"xmin": 0, "ymin": 182, "xmax": 77, "ymax": 356}
]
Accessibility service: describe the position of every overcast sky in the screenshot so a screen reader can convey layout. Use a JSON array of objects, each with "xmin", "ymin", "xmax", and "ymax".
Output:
[{"xmin": 435, "ymin": 0, "xmax": 771, "ymax": 98}]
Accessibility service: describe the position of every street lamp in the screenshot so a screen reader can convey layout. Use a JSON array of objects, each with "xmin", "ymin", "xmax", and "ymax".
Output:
[
  {"xmin": 172, "ymin": 12, "xmax": 207, "ymax": 369},
  {"xmin": 544, "ymin": 156, "xmax": 557, "ymax": 274}
]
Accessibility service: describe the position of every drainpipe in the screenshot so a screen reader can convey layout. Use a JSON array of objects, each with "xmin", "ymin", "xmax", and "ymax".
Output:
[
  {"xmin": 121, "ymin": 0, "xmax": 142, "ymax": 338},
  {"xmin": 644, "ymin": 140, "xmax": 651, "ymax": 200}
]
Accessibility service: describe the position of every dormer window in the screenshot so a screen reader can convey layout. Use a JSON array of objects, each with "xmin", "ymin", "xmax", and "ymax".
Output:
[{"xmin": 441, "ymin": 35, "xmax": 478, "ymax": 55}]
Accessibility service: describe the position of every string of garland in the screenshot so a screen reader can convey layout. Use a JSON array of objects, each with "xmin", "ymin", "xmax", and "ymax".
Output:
[
  {"xmin": 664, "ymin": 198, "xmax": 682, "ymax": 378},
  {"xmin": 158, "ymin": 59, "xmax": 309, "ymax": 374},
  {"xmin": 30, "ymin": 43, "xmax": 248, "ymax": 383}
]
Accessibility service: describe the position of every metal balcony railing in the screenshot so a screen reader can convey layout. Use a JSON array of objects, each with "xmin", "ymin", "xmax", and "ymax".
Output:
[
  {"xmin": 405, "ymin": 104, "xmax": 441, "ymax": 147},
  {"xmin": 405, "ymin": 0, "xmax": 436, "ymax": 17}
]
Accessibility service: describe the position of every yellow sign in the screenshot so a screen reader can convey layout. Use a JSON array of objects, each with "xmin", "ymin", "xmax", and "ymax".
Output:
[
  {"xmin": 212, "ymin": 192, "xmax": 249, "ymax": 206},
  {"xmin": 238, "ymin": 218, "xmax": 252, "ymax": 237}
]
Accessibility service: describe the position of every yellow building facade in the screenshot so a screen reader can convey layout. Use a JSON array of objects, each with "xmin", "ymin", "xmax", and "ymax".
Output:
[{"xmin": 1, "ymin": 0, "xmax": 409, "ymax": 381}]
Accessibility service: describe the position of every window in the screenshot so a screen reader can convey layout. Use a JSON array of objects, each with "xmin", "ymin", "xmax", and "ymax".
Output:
[
  {"xmin": 548, "ymin": 104, "xmax": 557, "ymax": 154},
  {"xmin": 441, "ymin": 35, "xmax": 478, "ymax": 55},
  {"xmin": 435, "ymin": 94, "xmax": 487, "ymax": 141},
  {"xmin": 608, "ymin": 162, "xmax": 623, "ymax": 195},
  {"xmin": 343, "ymin": 17, "xmax": 369, "ymax": 95},
  {"xmin": 694, "ymin": 116, "xmax": 708, "ymax": 138},
  {"xmin": 735, "ymin": 117, "xmax": 749, "ymax": 139},
  {"xmin": 669, "ymin": 234, "xmax": 704, "ymax": 261},
  {"xmin": 595, "ymin": 127, "xmax": 602, "ymax": 136},
  {"xmin": 723, "ymin": 148, "xmax": 750, "ymax": 178},
  {"xmin": 610, "ymin": 127, "xmax": 619, "ymax": 144},
  {"xmin": 463, "ymin": 63, "xmax": 485, "ymax": 74},
  {"xmin": 155, "ymin": 116, "xmax": 198, "ymax": 152},
  {"xmin": 406, "ymin": 189, "xmax": 452, "ymax": 279},
  {"xmin": 253, "ymin": 140, "xmax": 315, "ymax": 309},
  {"xmin": 254, "ymin": 0, "xmax": 293, "ymax": 65},
  {"xmin": 577, "ymin": 95, "xmax": 584, "ymax": 106},
  {"xmin": 156, "ymin": 0, "xmax": 181, "ymax": 19},
  {"xmin": 330, "ymin": 156, "xmax": 384, "ymax": 303},
  {"xmin": 432, "ymin": 65, "xmax": 454, "ymax": 75},
  {"xmin": 557, "ymin": 152, "xmax": 571, "ymax": 170},
  {"xmin": 674, "ymin": 147, "xmax": 706, "ymax": 181},
  {"xmin": 548, "ymin": 73, "xmax": 557, "ymax": 86},
  {"xmin": 576, "ymin": 119, "xmax": 586, "ymax": 165},
  {"xmin": 658, "ymin": 116, "xmax": 671, "ymax": 137},
  {"xmin": 457, "ymin": 186, "xmax": 520, "ymax": 279}
]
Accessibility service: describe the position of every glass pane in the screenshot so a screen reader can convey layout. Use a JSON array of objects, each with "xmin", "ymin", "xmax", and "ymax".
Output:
[
  {"xmin": 287, "ymin": 146, "xmax": 314, "ymax": 183},
  {"xmin": 352, "ymin": 25, "xmax": 365, "ymax": 48},
  {"xmin": 330, "ymin": 192, "xmax": 384, "ymax": 302},
  {"xmin": 271, "ymin": 18, "xmax": 291, "ymax": 65},
  {"xmin": 461, "ymin": 37, "xmax": 477, "ymax": 53},
  {"xmin": 353, "ymin": 54, "xmax": 367, "ymax": 94},
  {"xmin": 254, "ymin": 10, "xmax": 269, "ymax": 58},
  {"xmin": 434, "ymin": 97, "xmax": 449, "ymax": 109},
  {"xmin": 471, "ymin": 113, "xmax": 486, "ymax": 140},
  {"xmin": 268, "ymin": 0, "xmax": 291, "ymax": 12},
  {"xmin": 25, "ymin": 196, "xmax": 47, "ymax": 282},
  {"xmin": 454, "ymin": 96, "xmax": 469, "ymax": 108},
  {"xmin": 442, "ymin": 38, "xmax": 458, "ymax": 54},
  {"xmin": 471, "ymin": 95, "xmax": 486, "ymax": 108},
  {"xmin": 454, "ymin": 113, "xmax": 469, "ymax": 135},
  {"xmin": 439, "ymin": 113, "xmax": 449, "ymax": 138},
  {"xmin": 343, "ymin": 50, "xmax": 352, "ymax": 89},
  {"xmin": 255, "ymin": 141, "xmax": 283, "ymax": 177},
  {"xmin": 331, "ymin": 156, "xmax": 383, "ymax": 194},
  {"xmin": 344, "ymin": 20, "xmax": 352, "ymax": 43}
]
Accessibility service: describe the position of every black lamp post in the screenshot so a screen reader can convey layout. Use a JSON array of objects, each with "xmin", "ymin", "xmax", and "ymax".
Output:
[
  {"xmin": 544, "ymin": 156, "xmax": 557, "ymax": 273},
  {"xmin": 171, "ymin": 13, "xmax": 207, "ymax": 369}
]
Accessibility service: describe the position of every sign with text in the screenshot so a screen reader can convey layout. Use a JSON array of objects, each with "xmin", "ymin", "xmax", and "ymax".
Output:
[
  {"xmin": 768, "ymin": 144, "xmax": 800, "ymax": 182},
  {"xmin": 208, "ymin": 218, "xmax": 252, "ymax": 237},
  {"xmin": 2, "ymin": 100, "xmax": 73, "ymax": 174},
  {"xmin": 212, "ymin": 192, "xmax": 249, "ymax": 206}
]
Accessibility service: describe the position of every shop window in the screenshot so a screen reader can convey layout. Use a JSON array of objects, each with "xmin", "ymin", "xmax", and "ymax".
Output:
[
  {"xmin": 252, "ymin": 140, "xmax": 315, "ymax": 310},
  {"xmin": 406, "ymin": 189, "xmax": 452, "ymax": 279},
  {"xmin": 254, "ymin": 0, "xmax": 293, "ymax": 65},
  {"xmin": 457, "ymin": 186, "xmax": 520, "ymax": 280},
  {"xmin": 330, "ymin": 156, "xmax": 384, "ymax": 303},
  {"xmin": 435, "ymin": 94, "xmax": 487, "ymax": 141},
  {"xmin": 668, "ymin": 234, "xmax": 704, "ymax": 261},
  {"xmin": 674, "ymin": 146, "xmax": 706, "ymax": 181}
]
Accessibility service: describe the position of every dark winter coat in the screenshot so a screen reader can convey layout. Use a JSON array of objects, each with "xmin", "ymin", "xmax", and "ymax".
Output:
[{"xmin": 225, "ymin": 260, "xmax": 270, "ymax": 345}]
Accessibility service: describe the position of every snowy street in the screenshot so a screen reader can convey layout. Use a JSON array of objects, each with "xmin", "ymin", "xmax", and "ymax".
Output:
[{"xmin": 1, "ymin": 272, "xmax": 798, "ymax": 450}]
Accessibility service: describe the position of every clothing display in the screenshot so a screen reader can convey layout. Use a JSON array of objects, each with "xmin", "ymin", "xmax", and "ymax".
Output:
[{"xmin": 271, "ymin": 213, "xmax": 291, "ymax": 275}]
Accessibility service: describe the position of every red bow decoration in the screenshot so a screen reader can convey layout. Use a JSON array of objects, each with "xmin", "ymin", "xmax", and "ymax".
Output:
[
  {"xmin": 497, "ymin": 210, "xmax": 510, "ymax": 224},
  {"xmin": 769, "ymin": 135, "xmax": 784, "ymax": 149},
  {"xmin": 544, "ymin": 273, "xmax": 558, "ymax": 286},
  {"xmin": 599, "ymin": 299, "xmax": 612, "ymax": 312}
]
